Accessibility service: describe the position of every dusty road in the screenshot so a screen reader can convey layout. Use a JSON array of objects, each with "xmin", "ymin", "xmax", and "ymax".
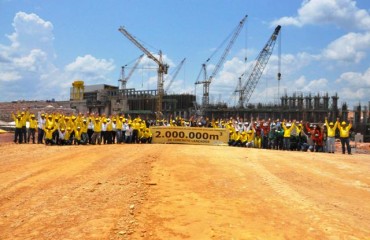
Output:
[{"xmin": 0, "ymin": 136, "xmax": 370, "ymax": 239}]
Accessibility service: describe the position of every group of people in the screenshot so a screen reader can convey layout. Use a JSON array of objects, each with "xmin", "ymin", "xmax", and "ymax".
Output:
[
  {"xmin": 225, "ymin": 117, "xmax": 353, "ymax": 154},
  {"xmin": 12, "ymin": 111, "xmax": 153, "ymax": 146},
  {"xmin": 11, "ymin": 110, "xmax": 353, "ymax": 154}
]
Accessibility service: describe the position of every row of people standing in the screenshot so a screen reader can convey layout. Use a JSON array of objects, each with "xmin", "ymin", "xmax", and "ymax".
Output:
[
  {"xmin": 12, "ymin": 111, "xmax": 153, "ymax": 145},
  {"xmin": 225, "ymin": 117, "xmax": 352, "ymax": 154}
]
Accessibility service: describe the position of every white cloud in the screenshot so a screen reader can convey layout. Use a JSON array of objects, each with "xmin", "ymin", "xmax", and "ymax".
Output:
[
  {"xmin": 65, "ymin": 55, "xmax": 115, "ymax": 75},
  {"xmin": 321, "ymin": 32, "xmax": 370, "ymax": 63},
  {"xmin": 337, "ymin": 67, "xmax": 370, "ymax": 87},
  {"xmin": 0, "ymin": 12, "xmax": 117, "ymax": 101},
  {"xmin": 0, "ymin": 71, "xmax": 21, "ymax": 82},
  {"xmin": 272, "ymin": 0, "xmax": 370, "ymax": 31}
]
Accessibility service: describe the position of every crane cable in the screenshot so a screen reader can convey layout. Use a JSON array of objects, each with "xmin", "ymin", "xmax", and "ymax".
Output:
[{"xmin": 277, "ymin": 28, "xmax": 282, "ymax": 100}]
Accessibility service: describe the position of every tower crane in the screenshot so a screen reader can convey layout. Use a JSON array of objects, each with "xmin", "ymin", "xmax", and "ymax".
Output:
[
  {"xmin": 235, "ymin": 25, "xmax": 281, "ymax": 108},
  {"xmin": 119, "ymin": 54, "xmax": 144, "ymax": 90},
  {"xmin": 195, "ymin": 14, "xmax": 247, "ymax": 108},
  {"xmin": 118, "ymin": 26, "xmax": 169, "ymax": 117},
  {"xmin": 165, "ymin": 58, "xmax": 186, "ymax": 94}
]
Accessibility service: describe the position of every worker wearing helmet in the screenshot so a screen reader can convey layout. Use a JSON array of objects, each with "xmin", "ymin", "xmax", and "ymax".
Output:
[
  {"xmin": 337, "ymin": 118, "xmax": 352, "ymax": 154},
  {"xmin": 57, "ymin": 127, "xmax": 67, "ymax": 145},
  {"xmin": 91, "ymin": 117, "xmax": 102, "ymax": 144},
  {"xmin": 80, "ymin": 118, "xmax": 89, "ymax": 144},
  {"xmin": 325, "ymin": 117, "xmax": 338, "ymax": 153},
  {"xmin": 74, "ymin": 126, "xmax": 85, "ymax": 145},
  {"xmin": 305, "ymin": 122, "xmax": 323, "ymax": 152},
  {"xmin": 12, "ymin": 112, "xmax": 23, "ymax": 144},
  {"xmin": 28, "ymin": 114, "xmax": 38, "ymax": 144},
  {"xmin": 282, "ymin": 119, "xmax": 296, "ymax": 150},
  {"xmin": 44, "ymin": 124, "xmax": 56, "ymax": 145},
  {"xmin": 20, "ymin": 110, "xmax": 29, "ymax": 143},
  {"xmin": 37, "ymin": 112, "xmax": 46, "ymax": 144}
]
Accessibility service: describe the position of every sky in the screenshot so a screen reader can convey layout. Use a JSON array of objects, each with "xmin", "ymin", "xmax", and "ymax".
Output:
[{"xmin": 1, "ymin": 0, "xmax": 370, "ymax": 110}]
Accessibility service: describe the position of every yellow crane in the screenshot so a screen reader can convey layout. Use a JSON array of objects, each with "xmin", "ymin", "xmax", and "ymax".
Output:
[{"xmin": 118, "ymin": 26, "xmax": 169, "ymax": 117}]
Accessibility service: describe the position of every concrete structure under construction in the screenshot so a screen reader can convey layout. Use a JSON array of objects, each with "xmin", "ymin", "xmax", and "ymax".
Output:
[{"xmin": 70, "ymin": 83, "xmax": 196, "ymax": 119}]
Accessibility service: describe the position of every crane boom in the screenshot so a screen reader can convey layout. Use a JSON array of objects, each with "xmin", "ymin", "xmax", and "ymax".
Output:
[
  {"xmin": 236, "ymin": 25, "xmax": 281, "ymax": 108},
  {"xmin": 195, "ymin": 15, "xmax": 247, "ymax": 108},
  {"xmin": 119, "ymin": 54, "xmax": 144, "ymax": 90},
  {"xmin": 165, "ymin": 58, "xmax": 186, "ymax": 93},
  {"xmin": 118, "ymin": 26, "xmax": 169, "ymax": 117}
]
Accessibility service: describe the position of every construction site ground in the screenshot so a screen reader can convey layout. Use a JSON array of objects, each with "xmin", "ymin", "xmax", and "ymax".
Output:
[{"xmin": 0, "ymin": 132, "xmax": 370, "ymax": 240}]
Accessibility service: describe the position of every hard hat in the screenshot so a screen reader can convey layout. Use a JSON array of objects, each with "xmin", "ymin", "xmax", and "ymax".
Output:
[
  {"xmin": 67, "ymin": 127, "xmax": 71, "ymax": 130},
  {"xmin": 298, "ymin": 124, "xmax": 302, "ymax": 127},
  {"xmin": 61, "ymin": 128, "xmax": 65, "ymax": 131},
  {"xmin": 41, "ymin": 113, "xmax": 45, "ymax": 117},
  {"xmin": 329, "ymin": 122, "xmax": 334, "ymax": 126},
  {"xmin": 31, "ymin": 114, "xmax": 35, "ymax": 118},
  {"xmin": 17, "ymin": 114, "xmax": 21, "ymax": 118},
  {"xmin": 21, "ymin": 111, "xmax": 25, "ymax": 115},
  {"xmin": 248, "ymin": 130, "xmax": 252, "ymax": 133},
  {"xmin": 341, "ymin": 121, "xmax": 346, "ymax": 125},
  {"xmin": 77, "ymin": 126, "xmax": 81, "ymax": 129}
]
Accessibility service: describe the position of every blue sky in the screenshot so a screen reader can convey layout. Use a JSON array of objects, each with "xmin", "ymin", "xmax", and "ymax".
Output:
[{"xmin": 1, "ymin": 0, "xmax": 370, "ymax": 109}]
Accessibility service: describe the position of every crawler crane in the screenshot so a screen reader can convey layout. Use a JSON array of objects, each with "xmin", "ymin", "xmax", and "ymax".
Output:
[
  {"xmin": 235, "ymin": 25, "xmax": 281, "ymax": 108},
  {"xmin": 195, "ymin": 15, "xmax": 247, "ymax": 108}
]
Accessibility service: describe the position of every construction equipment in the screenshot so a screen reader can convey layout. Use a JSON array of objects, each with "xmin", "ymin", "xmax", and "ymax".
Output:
[
  {"xmin": 165, "ymin": 58, "xmax": 186, "ymax": 94},
  {"xmin": 235, "ymin": 25, "xmax": 281, "ymax": 108},
  {"xmin": 195, "ymin": 15, "xmax": 247, "ymax": 108},
  {"xmin": 118, "ymin": 26, "xmax": 169, "ymax": 117},
  {"xmin": 119, "ymin": 54, "xmax": 144, "ymax": 90}
]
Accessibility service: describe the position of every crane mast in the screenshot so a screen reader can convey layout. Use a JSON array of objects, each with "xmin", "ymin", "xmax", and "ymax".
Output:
[
  {"xmin": 118, "ymin": 26, "xmax": 169, "ymax": 117},
  {"xmin": 236, "ymin": 25, "xmax": 281, "ymax": 108},
  {"xmin": 119, "ymin": 54, "xmax": 144, "ymax": 90},
  {"xmin": 165, "ymin": 58, "xmax": 186, "ymax": 93},
  {"xmin": 195, "ymin": 15, "xmax": 247, "ymax": 108}
]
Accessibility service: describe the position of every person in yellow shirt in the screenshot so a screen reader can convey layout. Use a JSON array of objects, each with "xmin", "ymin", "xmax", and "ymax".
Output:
[
  {"xmin": 115, "ymin": 116, "xmax": 123, "ymax": 143},
  {"xmin": 20, "ymin": 110, "xmax": 29, "ymax": 143},
  {"xmin": 141, "ymin": 128, "xmax": 152, "ymax": 143},
  {"xmin": 12, "ymin": 112, "xmax": 23, "ymax": 144},
  {"xmin": 240, "ymin": 131, "xmax": 248, "ymax": 147},
  {"xmin": 44, "ymin": 125, "xmax": 56, "ymax": 145},
  {"xmin": 91, "ymin": 118, "xmax": 102, "ymax": 144},
  {"xmin": 337, "ymin": 118, "xmax": 352, "ymax": 155},
  {"xmin": 74, "ymin": 126, "xmax": 85, "ymax": 145},
  {"xmin": 28, "ymin": 114, "xmax": 38, "ymax": 144},
  {"xmin": 80, "ymin": 119, "xmax": 89, "ymax": 144},
  {"xmin": 325, "ymin": 117, "xmax": 338, "ymax": 153},
  {"xmin": 245, "ymin": 129, "xmax": 255, "ymax": 148},
  {"xmin": 282, "ymin": 120, "xmax": 296, "ymax": 150}
]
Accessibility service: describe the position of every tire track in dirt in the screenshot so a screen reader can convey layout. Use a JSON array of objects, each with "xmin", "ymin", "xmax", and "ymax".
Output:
[{"xmin": 246, "ymin": 150, "xmax": 369, "ymax": 239}]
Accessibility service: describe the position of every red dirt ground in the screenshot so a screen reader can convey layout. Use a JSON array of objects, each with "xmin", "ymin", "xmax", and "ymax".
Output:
[{"xmin": 0, "ymin": 132, "xmax": 370, "ymax": 240}]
